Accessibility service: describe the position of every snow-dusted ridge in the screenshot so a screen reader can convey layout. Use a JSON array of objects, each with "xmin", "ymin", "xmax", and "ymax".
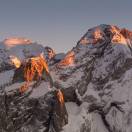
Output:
[{"xmin": 0, "ymin": 37, "xmax": 56, "ymax": 71}]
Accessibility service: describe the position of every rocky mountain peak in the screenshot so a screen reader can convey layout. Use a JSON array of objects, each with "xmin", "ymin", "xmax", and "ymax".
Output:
[
  {"xmin": 78, "ymin": 24, "xmax": 130, "ymax": 46},
  {"xmin": 13, "ymin": 54, "xmax": 51, "ymax": 83},
  {"xmin": 44, "ymin": 46, "xmax": 56, "ymax": 61}
]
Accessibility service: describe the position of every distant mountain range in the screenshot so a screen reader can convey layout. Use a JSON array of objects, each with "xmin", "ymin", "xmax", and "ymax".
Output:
[{"xmin": 0, "ymin": 24, "xmax": 132, "ymax": 132}]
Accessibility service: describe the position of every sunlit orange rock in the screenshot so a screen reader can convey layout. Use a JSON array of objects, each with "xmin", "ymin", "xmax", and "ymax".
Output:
[
  {"xmin": 57, "ymin": 89, "xmax": 64, "ymax": 105},
  {"xmin": 58, "ymin": 51, "xmax": 75, "ymax": 66},
  {"xmin": 120, "ymin": 28, "xmax": 132, "ymax": 39},
  {"xmin": 10, "ymin": 55, "xmax": 21, "ymax": 68},
  {"xmin": 79, "ymin": 28, "xmax": 105, "ymax": 45},
  {"xmin": 17, "ymin": 54, "xmax": 50, "ymax": 93},
  {"xmin": 109, "ymin": 26, "xmax": 127, "ymax": 44},
  {"xmin": 23, "ymin": 54, "xmax": 49, "ymax": 83},
  {"xmin": 79, "ymin": 25, "xmax": 129, "ymax": 46},
  {"xmin": 19, "ymin": 83, "xmax": 29, "ymax": 93}
]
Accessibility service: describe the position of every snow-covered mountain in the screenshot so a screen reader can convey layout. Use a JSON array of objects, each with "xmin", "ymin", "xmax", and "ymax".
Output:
[
  {"xmin": 0, "ymin": 24, "xmax": 132, "ymax": 132},
  {"xmin": 0, "ymin": 37, "xmax": 56, "ymax": 71},
  {"xmin": 51, "ymin": 24, "xmax": 132, "ymax": 132}
]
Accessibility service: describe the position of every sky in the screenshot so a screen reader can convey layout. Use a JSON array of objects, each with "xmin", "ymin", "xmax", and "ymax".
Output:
[{"xmin": 0, "ymin": 0, "xmax": 131, "ymax": 53}]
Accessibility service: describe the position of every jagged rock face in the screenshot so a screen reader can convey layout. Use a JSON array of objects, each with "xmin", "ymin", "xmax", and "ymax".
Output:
[
  {"xmin": 0, "ymin": 87, "xmax": 68, "ymax": 132},
  {"xmin": 0, "ymin": 55, "xmax": 68, "ymax": 132},
  {"xmin": 51, "ymin": 24, "xmax": 132, "ymax": 132},
  {"xmin": 44, "ymin": 47, "xmax": 56, "ymax": 61},
  {"xmin": 13, "ymin": 55, "xmax": 50, "ymax": 82},
  {"xmin": 13, "ymin": 55, "xmax": 54, "ymax": 90}
]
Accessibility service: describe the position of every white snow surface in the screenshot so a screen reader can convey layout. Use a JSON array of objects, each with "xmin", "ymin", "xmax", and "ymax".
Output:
[
  {"xmin": 0, "ymin": 70, "xmax": 14, "ymax": 86},
  {"xmin": 63, "ymin": 102, "xmax": 88, "ymax": 132},
  {"xmin": 29, "ymin": 82, "xmax": 52, "ymax": 98}
]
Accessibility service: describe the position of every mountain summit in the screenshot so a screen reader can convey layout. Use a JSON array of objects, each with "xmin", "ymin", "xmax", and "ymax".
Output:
[
  {"xmin": 78, "ymin": 24, "xmax": 130, "ymax": 46},
  {"xmin": 3, "ymin": 37, "xmax": 32, "ymax": 48}
]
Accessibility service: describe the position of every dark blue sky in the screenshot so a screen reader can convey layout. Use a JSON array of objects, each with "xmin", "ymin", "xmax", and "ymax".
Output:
[{"xmin": 0, "ymin": 0, "xmax": 131, "ymax": 52}]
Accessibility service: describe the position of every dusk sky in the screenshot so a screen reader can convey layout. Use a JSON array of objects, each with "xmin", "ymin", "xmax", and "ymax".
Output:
[{"xmin": 0, "ymin": 0, "xmax": 131, "ymax": 52}]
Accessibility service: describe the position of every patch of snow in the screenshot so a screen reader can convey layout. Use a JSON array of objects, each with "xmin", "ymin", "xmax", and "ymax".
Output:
[
  {"xmin": 63, "ymin": 102, "xmax": 87, "ymax": 132},
  {"xmin": 29, "ymin": 82, "xmax": 52, "ymax": 98},
  {"xmin": 5, "ymin": 82, "xmax": 25, "ymax": 92},
  {"xmin": 0, "ymin": 70, "xmax": 14, "ymax": 86}
]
